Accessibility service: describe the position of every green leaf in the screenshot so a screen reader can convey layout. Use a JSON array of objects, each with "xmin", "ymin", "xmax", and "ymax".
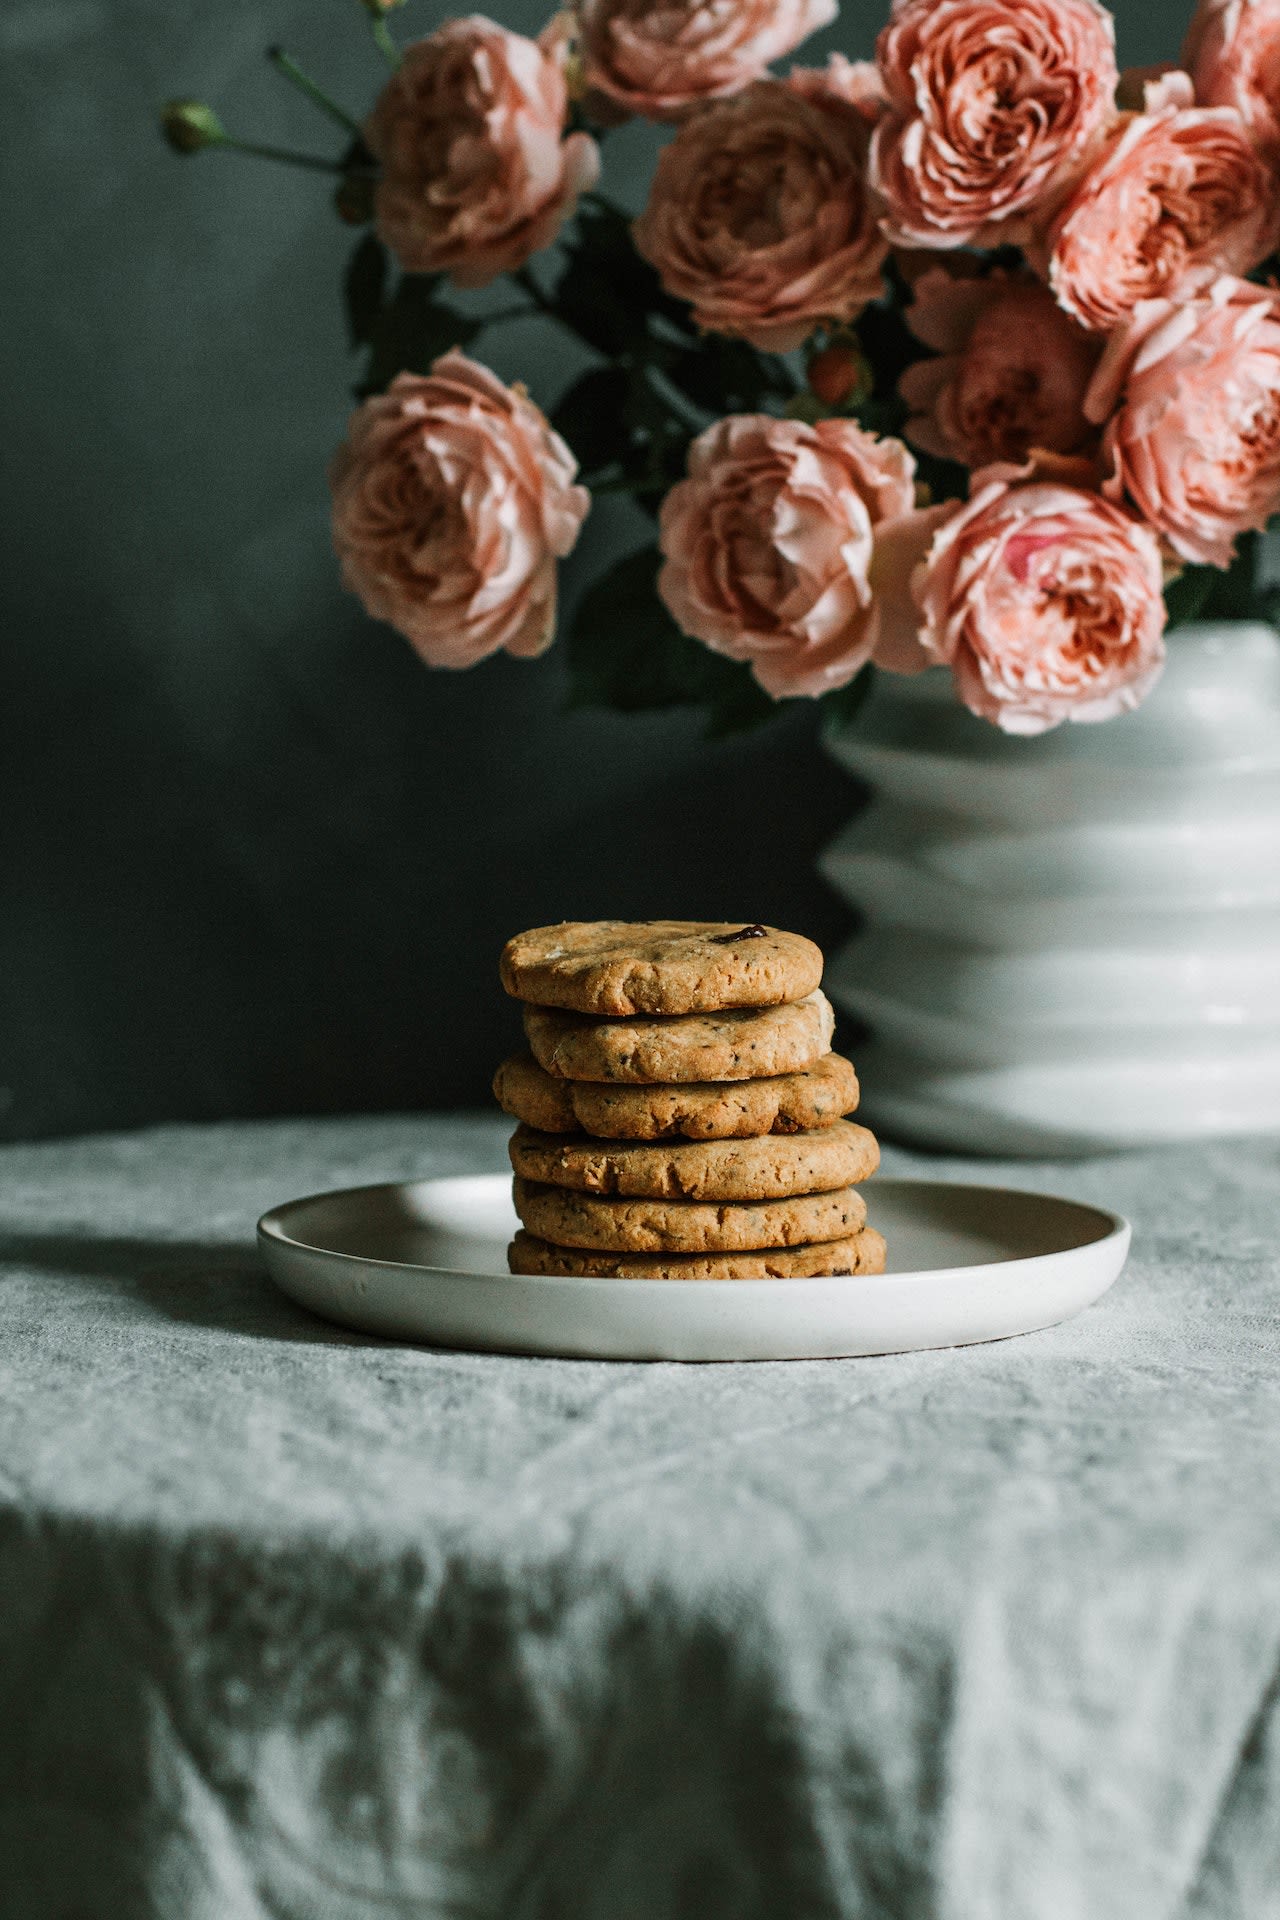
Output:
[
  {"xmin": 1165, "ymin": 534, "xmax": 1263, "ymax": 628},
  {"xmin": 698, "ymin": 661, "xmax": 777, "ymax": 739},
  {"xmin": 1163, "ymin": 563, "xmax": 1217, "ymax": 630},
  {"xmin": 856, "ymin": 294, "xmax": 929, "ymax": 401},
  {"xmin": 553, "ymin": 200, "xmax": 689, "ymax": 357},
  {"xmin": 1201, "ymin": 531, "xmax": 1261, "ymax": 620},
  {"xmin": 566, "ymin": 546, "xmax": 778, "ymax": 736},
  {"xmin": 343, "ymin": 231, "xmax": 388, "ymax": 349},
  {"xmin": 551, "ymin": 366, "xmax": 634, "ymax": 475},
  {"xmin": 663, "ymin": 334, "xmax": 796, "ymax": 415},
  {"xmin": 357, "ymin": 274, "xmax": 483, "ymax": 396},
  {"xmin": 909, "ymin": 445, "xmax": 970, "ymax": 506},
  {"xmin": 821, "ymin": 665, "xmax": 876, "ymax": 734}
]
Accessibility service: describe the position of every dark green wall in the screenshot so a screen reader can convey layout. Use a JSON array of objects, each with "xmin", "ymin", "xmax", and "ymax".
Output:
[{"xmin": 1, "ymin": 0, "xmax": 1169, "ymax": 1140}]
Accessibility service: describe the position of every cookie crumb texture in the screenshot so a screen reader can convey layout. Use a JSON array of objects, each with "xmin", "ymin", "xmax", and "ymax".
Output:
[
  {"xmin": 508, "ymin": 1227, "xmax": 888, "ymax": 1279},
  {"xmin": 492, "ymin": 1051, "xmax": 861, "ymax": 1139},
  {"xmin": 500, "ymin": 920, "xmax": 823, "ymax": 1016},
  {"xmin": 523, "ymin": 992, "xmax": 836, "ymax": 1085},
  {"xmin": 509, "ymin": 1120, "xmax": 879, "ymax": 1202},
  {"xmin": 512, "ymin": 1176, "xmax": 867, "ymax": 1253}
]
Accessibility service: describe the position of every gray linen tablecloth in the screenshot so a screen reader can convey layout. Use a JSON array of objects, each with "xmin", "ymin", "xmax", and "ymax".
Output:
[{"xmin": 1, "ymin": 1114, "xmax": 1278, "ymax": 1920}]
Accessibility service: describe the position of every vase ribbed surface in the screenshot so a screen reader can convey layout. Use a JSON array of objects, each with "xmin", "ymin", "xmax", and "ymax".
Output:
[{"xmin": 820, "ymin": 623, "xmax": 1280, "ymax": 1153}]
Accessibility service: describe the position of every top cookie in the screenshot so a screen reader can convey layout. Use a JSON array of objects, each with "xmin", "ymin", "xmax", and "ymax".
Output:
[{"xmin": 500, "ymin": 920, "xmax": 823, "ymax": 1017}]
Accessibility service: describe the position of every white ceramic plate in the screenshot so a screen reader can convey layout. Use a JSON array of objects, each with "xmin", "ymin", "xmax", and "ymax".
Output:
[{"xmin": 258, "ymin": 1173, "xmax": 1130, "ymax": 1363}]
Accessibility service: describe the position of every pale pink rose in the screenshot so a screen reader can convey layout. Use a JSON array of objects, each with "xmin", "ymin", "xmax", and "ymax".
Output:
[
  {"xmin": 1088, "ymin": 275, "xmax": 1280, "ymax": 567},
  {"xmin": 657, "ymin": 414, "xmax": 934, "ymax": 698},
  {"xmin": 329, "ymin": 352, "xmax": 590, "ymax": 666},
  {"xmin": 1185, "ymin": 0, "xmax": 1280, "ymax": 159},
  {"xmin": 1046, "ymin": 98, "xmax": 1280, "ymax": 332},
  {"xmin": 871, "ymin": 0, "xmax": 1119, "ymax": 248},
  {"xmin": 633, "ymin": 78, "xmax": 887, "ymax": 354},
  {"xmin": 577, "ymin": 0, "xmax": 836, "ymax": 122},
  {"xmin": 899, "ymin": 269, "xmax": 1100, "ymax": 468},
  {"xmin": 906, "ymin": 469, "xmax": 1167, "ymax": 734},
  {"xmin": 365, "ymin": 17, "xmax": 599, "ymax": 286}
]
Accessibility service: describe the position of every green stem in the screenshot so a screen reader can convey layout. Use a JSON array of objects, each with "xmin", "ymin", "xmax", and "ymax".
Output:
[
  {"xmin": 370, "ymin": 14, "xmax": 402, "ymax": 68},
  {"xmin": 511, "ymin": 265, "xmax": 557, "ymax": 317},
  {"xmin": 643, "ymin": 363, "xmax": 710, "ymax": 434},
  {"xmin": 218, "ymin": 136, "xmax": 351, "ymax": 173},
  {"xmin": 583, "ymin": 189, "xmax": 631, "ymax": 221},
  {"xmin": 267, "ymin": 48, "xmax": 364, "ymax": 138},
  {"xmin": 579, "ymin": 472, "xmax": 653, "ymax": 496}
]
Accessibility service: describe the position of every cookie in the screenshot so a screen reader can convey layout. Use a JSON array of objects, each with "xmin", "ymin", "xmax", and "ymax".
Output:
[
  {"xmin": 512, "ymin": 1176, "xmax": 867, "ymax": 1253},
  {"xmin": 500, "ymin": 920, "xmax": 823, "ymax": 1017},
  {"xmin": 492, "ymin": 1051, "xmax": 861, "ymax": 1140},
  {"xmin": 508, "ymin": 1120, "xmax": 879, "ymax": 1202},
  {"xmin": 508, "ymin": 1227, "xmax": 887, "ymax": 1279},
  {"xmin": 523, "ymin": 990, "xmax": 835, "ymax": 1085}
]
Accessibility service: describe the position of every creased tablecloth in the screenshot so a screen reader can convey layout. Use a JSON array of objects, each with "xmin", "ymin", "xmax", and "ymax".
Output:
[{"xmin": 0, "ymin": 1115, "xmax": 1277, "ymax": 1920}]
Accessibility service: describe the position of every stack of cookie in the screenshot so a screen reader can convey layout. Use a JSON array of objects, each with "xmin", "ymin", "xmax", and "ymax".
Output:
[{"xmin": 493, "ymin": 921, "xmax": 885, "ymax": 1278}]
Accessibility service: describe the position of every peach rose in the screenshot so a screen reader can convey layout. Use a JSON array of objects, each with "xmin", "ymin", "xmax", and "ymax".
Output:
[
  {"xmin": 1046, "ymin": 97, "xmax": 1280, "ymax": 332},
  {"xmin": 577, "ymin": 0, "xmax": 836, "ymax": 122},
  {"xmin": 329, "ymin": 352, "xmax": 590, "ymax": 666},
  {"xmin": 632, "ymin": 77, "xmax": 887, "ymax": 354},
  {"xmin": 788, "ymin": 52, "xmax": 887, "ymax": 122},
  {"xmin": 657, "ymin": 414, "xmax": 935, "ymax": 697},
  {"xmin": 908, "ymin": 469, "xmax": 1167, "ymax": 733},
  {"xmin": 871, "ymin": 0, "xmax": 1119, "ymax": 248},
  {"xmin": 1088, "ymin": 275, "xmax": 1280, "ymax": 567},
  {"xmin": 1185, "ymin": 0, "xmax": 1280, "ymax": 158},
  {"xmin": 365, "ymin": 17, "xmax": 599, "ymax": 286},
  {"xmin": 899, "ymin": 269, "xmax": 1100, "ymax": 468}
]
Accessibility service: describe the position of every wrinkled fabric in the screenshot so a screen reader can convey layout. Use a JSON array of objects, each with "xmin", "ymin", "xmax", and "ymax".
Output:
[{"xmin": 0, "ymin": 1114, "xmax": 1277, "ymax": 1920}]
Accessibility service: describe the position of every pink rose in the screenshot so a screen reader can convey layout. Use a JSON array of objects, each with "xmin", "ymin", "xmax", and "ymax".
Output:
[
  {"xmin": 1116, "ymin": 65, "xmax": 1196, "ymax": 113},
  {"xmin": 1088, "ymin": 275, "xmax": 1280, "ymax": 567},
  {"xmin": 329, "ymin": 352, "xmax": 590, "ymax": 666},
  {"xmin": 632, "ymin": 77, "xmax": 887, "ymax": 354},
  {"xmin": 1046, "ymin": 97, "xmax": 1280, "ymax": 332},
  {"xmin": 899, "ymin": 269, "xmax": 1100, "ymax": 468},
  {"xmin": 788, "ymin": 52, "xmax": 887, "ymax": 121},
  {"xmin": 871, "ymin": 0, "xmax": 1119, "ymax": 248},
  {"xmin": 577, "ymin": 0, "xmax": 836, "ymax": 122},
  {"xmin": 365, "ymin": 17, "xmax": 599, "ymax": 286},
  {"xmin": 1185, "ymin": 0, "xmax": 1280, "ymax": 159},
  {"xmin": 657, "ymin": 414, "xmax": 934, "ymax": 698},
  {"xmin": 907, "ymin": 469, "xmax": 1167, "ymax": 734}
]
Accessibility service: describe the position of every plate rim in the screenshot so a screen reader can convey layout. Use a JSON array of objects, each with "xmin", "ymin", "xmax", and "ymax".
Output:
[{"xmin": 257, "ymin": 1171, "xmax": 1131, "ymax": 1290}]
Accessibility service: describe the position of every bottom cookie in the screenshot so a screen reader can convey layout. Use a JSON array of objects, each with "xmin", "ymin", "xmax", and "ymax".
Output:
[
  {"xmin": 508, "ymin": 1228, "xmax": 887, "ymax": 1280},
  {"xmin": 513, "ymin": 1175, "xmax": 867, "ymax": 1252}
]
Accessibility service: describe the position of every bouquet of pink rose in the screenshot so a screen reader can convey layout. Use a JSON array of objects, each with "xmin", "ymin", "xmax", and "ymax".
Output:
[{"xmin": 164, "ymin": 0, "xmax": 1280, "ymax": 735}]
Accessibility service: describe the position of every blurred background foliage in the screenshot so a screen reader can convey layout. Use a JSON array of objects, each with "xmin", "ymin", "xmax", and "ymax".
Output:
[{"xmin": 1, "ymin": 0, "xmax": 1170, "ymax": 1139}]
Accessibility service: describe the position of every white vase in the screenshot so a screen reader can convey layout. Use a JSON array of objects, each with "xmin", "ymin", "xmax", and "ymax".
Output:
[{"xmin": 820, "ymin": 622, "xmax": 1280, "ymax": 1154}]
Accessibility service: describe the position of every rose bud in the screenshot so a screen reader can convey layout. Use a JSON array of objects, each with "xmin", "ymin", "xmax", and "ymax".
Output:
[
  {"xmin": 160, "ymin": 100, "xmax": 226, "ymax": 155},
  {"xmin": 807, "ymin": 341, "xmax": 873, "ymax": 411}
]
